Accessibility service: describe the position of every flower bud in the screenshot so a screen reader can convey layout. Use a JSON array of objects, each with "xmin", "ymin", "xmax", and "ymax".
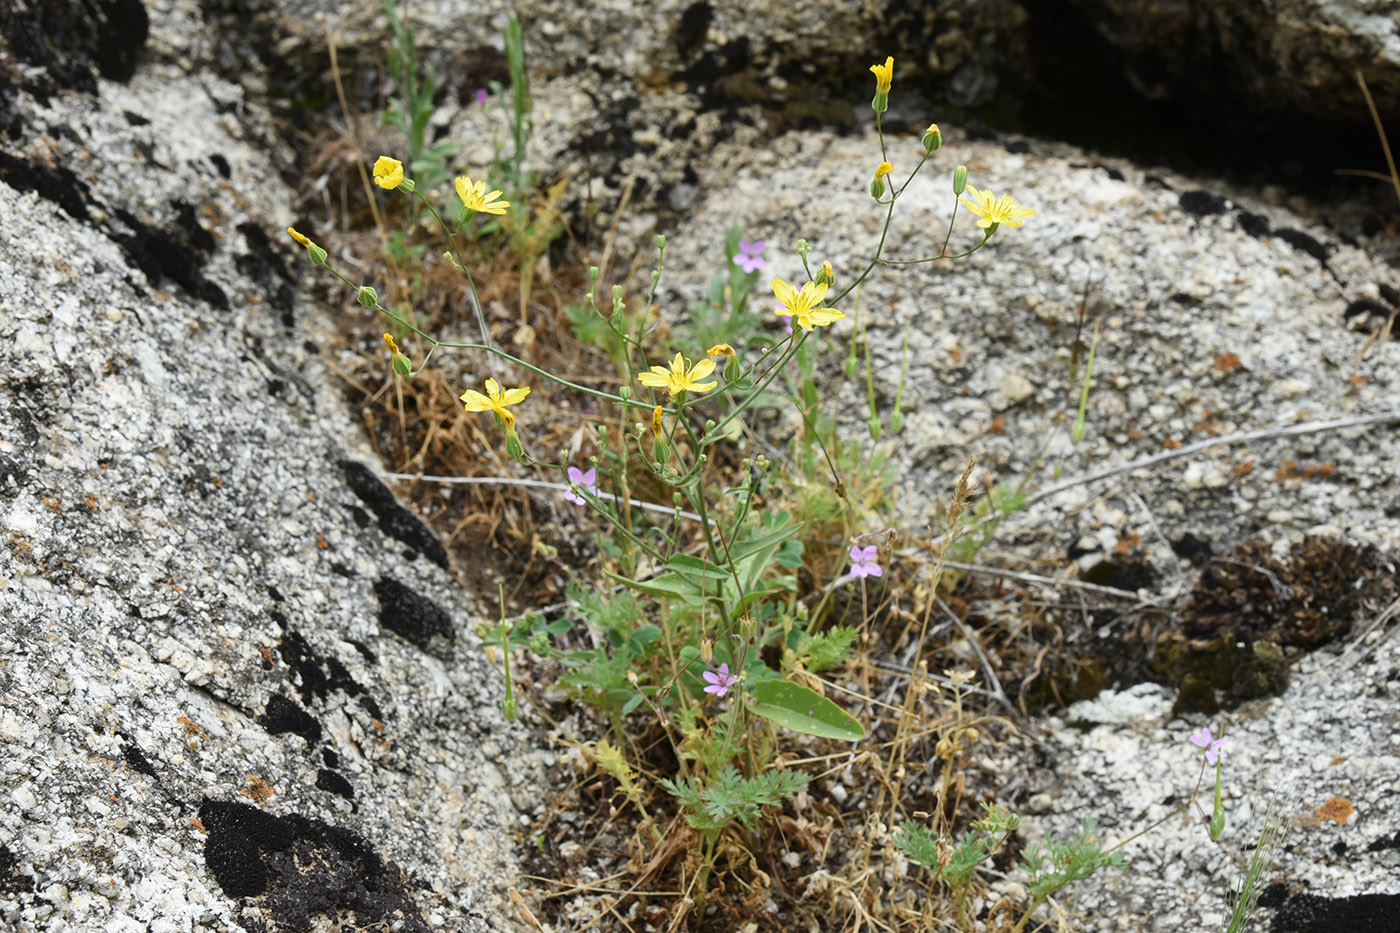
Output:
[
  {"xmin": 399, "ymin": 178, "xmax": 417, "ymax": 194},
  {"xmin": 868, "ymin": 415, "xmax": 882, "ymax": 441},
  {"xmin": 890, "ymin": 408, "xmax": 904, "ymax": 434},
  {"xmin": 651, "ymin": 405, "xmax": 664, "ymax": 436},
  {"xmin": 357, "ymin": 286, "xmax": 379, "ymax": 308},
  {"xmin": 700, "ymin": 639, "xmax": 714, "ymax": 664},
  {"xmin": 870, "ymin": 177, "xmax": 886, "ymax": 200},
  {"xmin": 922, "ymin": 123, "xmax": 942, "ymax": 152},
  {"xmin": 391, "ymin": 353, "xmax": 412, "ymax": 377},
  {"xmin": 795, "ymin": 239, "xmax": 811, "ymax": 260},
  {"xmin": 870, "ymin": 57, "xmax": 893, "ymax": 114},
  {"xmin": 505, "ymin": 428, "xmax": 526, "ymax": 462},
  {"xmin": 815, "ymin": 261, "xmax": 835, "ymax": 287},
  {"xmin": 654, "ymin": 234, "xmax": 667, "ymax": 249},
  {"xmin": 953, "ymin": 165, "xmax": 968, "ymax": 196}
]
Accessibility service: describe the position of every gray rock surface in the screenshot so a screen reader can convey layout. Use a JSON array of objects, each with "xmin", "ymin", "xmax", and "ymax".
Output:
[
  {"xmin": 0, "ymin": 5, "xmax": 543, "ymax": 932},
  {"xmin": 656, "ymin": 125, "xmax": 1400, "ymax": 552},
  {"xmin": 1068, "ymin": 0, "xmax": 1400, "ymax": 118}
]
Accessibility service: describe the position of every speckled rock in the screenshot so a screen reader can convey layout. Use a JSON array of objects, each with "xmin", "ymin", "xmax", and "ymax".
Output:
[
  {"xmin": 1066, "ymin": 0, "xmax": 1400, "ymax": 119},
  {"xmin": 655, "ymin": 124, "xmax": 1400, "ymax": 555},
  {"xmin": 0, "ymin": 4, "xmax": 543, "ymax": 932}
]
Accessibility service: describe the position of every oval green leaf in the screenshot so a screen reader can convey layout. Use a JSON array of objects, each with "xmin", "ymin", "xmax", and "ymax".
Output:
[{"xmin": 751, "ymin": 680, "xmax": 865, "ymax": 741}]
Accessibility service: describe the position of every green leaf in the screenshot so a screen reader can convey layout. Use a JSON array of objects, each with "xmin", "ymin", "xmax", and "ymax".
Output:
[{"xmin": 752, "ymin": 680, "xmax": 865, "ymax": 741}]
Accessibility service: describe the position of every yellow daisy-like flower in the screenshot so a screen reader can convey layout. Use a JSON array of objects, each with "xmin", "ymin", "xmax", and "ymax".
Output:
[
  {"xmin": 958, "ymin": 186, "xmax": 1037, "ymax": 229},
  {"xmin": 870, "ymin": 56, "xmax": 893, "ymax": 94},
  {"xmin": 460, "ymin": 377, "xmax": 530, "ymax": 422},
  {"xmin": 287, "ymin": 227, "xmax": 311, "ymax": 247},
  {"xmin": 637, "ymin": 352, "xmax": 717, "ymax": 397},
  {"xmin": 455, "ymin": 175, "xmax": 510, "ymax": 215},
  {"xmin": 373, "ymin": 156, "xmax": 404, "ymax": 190},
  {"xmin": 771, "ymin": 278, "xmax": 846, "ymax": 332}
]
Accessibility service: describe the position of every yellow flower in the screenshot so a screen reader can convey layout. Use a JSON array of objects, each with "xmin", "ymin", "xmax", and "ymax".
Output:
[
  {"xmin": 460, "ymin": 377, "xmax": 530, "ymax": 422},
  {"xmin": 383, "ymin": 333, "xmax": 401, "ymax": 354},
  {"xmin": 455, "ymin": 175, "xmax": 510, "ymax": 215},
  {"xmin": 651, "ymin": 405, "xmax": 664, "ymax": 435},
  {"xmin": 875, "ymin": 161, "xmax": 893, "ymax": 181},
  {"xmin": 637, "ymin": 352, "xmax": 717, "ymax": 397},
  {"xmin": 957, "ymin": 186, "xmax": 1037, "ymax": 229},
  {"xmin": 706, "ymin": 343, "xmax": 736, "ymax": 361},
  {"xmin": 925, "ymin": 122, "xmax": 939, "ymax": 136},
  {"xmin": 870, "ymin": 56, "xmax": 893, "ymax": 94},
  {"xmin": 373, "ymin": 156, "xmax": 404, "ymax": 190},
  {"xmin": 287, "ymin": 227, "xmax": 311, "ymax": 247},
  {"xmin": 771, "ymin": 278, "xmax": 846, "ymax": 331}
]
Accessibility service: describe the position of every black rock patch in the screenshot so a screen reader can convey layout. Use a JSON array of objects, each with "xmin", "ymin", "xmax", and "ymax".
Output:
[
  {"xmin": 235, "ymin": 222, "xmax": 296, "ymax": 328},
  {"xmin": 1235, "ymin": 210, "xmax": 1270, "ymax": 238},
  {"xmin": 1179, "ymin": 190, "xmax": 1227, "ymax": 215},
  {"xmin": 340, "ymin": 460, "xmax": 448, "ymax": 569},
  {"xmin": 258, "ymin": 693, "xmax": 321, "ymax": 746},
  {"xmin": 0, "ymin": 149, "xmax": 92, "ymax": 220},
  {"xmin": 0, "ymin": 842, "xmax": 31, "ymax": 895},
  {"xmin": 1274, "ymin": 228, "xmax": 1331, "ymax": 266},
  {"xmin": 201, "ymin": 800, "xmax": 427, "ymax": 929},
  {"xmin": 373, "ymin": 577, "xmax": 454, "ymax": 651},
  {"xmin": 0, "ymin": 0, "xmax": 149, "ymax": 86},
  {"xmin": 315, "ymin": 769, "xmax": 354, "ymax": 802},
  {"xmin": 1269, "ymin": 892, "xmax": 1400, "ymax": 932},
  {"xmin": 121, "ymin": 740, "xmax": 158, "ymax": 778},
  {"xmin": 111, "ymin": 206, "xmax": 228, "ymax": 310}
]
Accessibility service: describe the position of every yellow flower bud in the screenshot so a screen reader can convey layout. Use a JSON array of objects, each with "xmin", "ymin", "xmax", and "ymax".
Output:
[
  {"xmin": 287, "ymin": 227, "xmax": 311, "ymax": 247},
  {"xmin": 869, "ymin": 56, "xmax": 893, "ymax": 113},
  {"xmin": 922, "ymin": 123, "xmax": 942, "ymax": 151},
  {"xmin": 816, "ymin": 261, "xmax": 835, "ymax": 287},
  {"xmin": 651, "ymin": 405, "xmax": 664, "ymax": 436}
]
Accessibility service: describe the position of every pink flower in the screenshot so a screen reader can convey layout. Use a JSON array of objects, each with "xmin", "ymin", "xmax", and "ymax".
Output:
[
  {"xmin": 1188, "ymin": 726, "xmax": 1231, "ymax": 765},
  {"xmin": 849, "ymin": 544, "xmax": 882, "ymax": 579},
  {"xmin": 473, "ymin": 88, "xmax": 490, "ymax": 106},
  {"xmin": 732, "ymin": 239, "xmax": 766, "ymax": 274},
  {"xmin": 702, "ymin": 663, "xmax": 738, "ymax": 698},
  {"xmin": 564, "ymin": 466, "xmax": 598, "ymax": 505},
  {"xmin": 776, "ymin": 303, "xmax": 794, "ymax": 334}
]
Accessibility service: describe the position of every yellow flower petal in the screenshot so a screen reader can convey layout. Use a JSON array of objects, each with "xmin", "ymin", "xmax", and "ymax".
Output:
[
  {"xmin": 287, "ymin": 227, "xmax": 311, "ymax": 247},
  {"xmin": 870, "ymin": 56, "xmax": 893, "ymax": 94},
  {"xmin": 373, "ymin": 156, "xmax": 404, "ymax": 190},
  {"xmin": 460, "ymin": 389, "xmax": 494, "ymax": 412}
]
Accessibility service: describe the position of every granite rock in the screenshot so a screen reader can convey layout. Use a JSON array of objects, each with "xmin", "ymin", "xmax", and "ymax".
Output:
[{"xmin": 0, "ymin": 4, "xmax": 543, "ymax": 932}]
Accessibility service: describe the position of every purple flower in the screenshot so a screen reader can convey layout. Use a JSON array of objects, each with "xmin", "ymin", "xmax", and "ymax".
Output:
[
  {"xmin": 849, "ymin": 544, "xmax": 882, "ymax": 579},
  {"xmin": 732, "ymin": 239, "xmax": 766, "ymax": 274},
  {"xmin": 702, "ymin": 663, "xmax": 738, "ymax": 698},
  {"xmin": 564, "ymin": 466, "xmax": 598, "ymax": 505},
  {"xmin": 1188, "ymin": 726, "xmax": 1231, "ymax": 765},
  {"xmin": 473, "ymin": 88, "xmax": 490, "ymax": 106},
  {"xmin": 776, "ymin": 304, "xmax": 794, "ymax": 334}
]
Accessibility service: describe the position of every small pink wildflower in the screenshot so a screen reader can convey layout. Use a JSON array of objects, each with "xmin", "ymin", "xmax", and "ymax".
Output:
[
  {"xmin": 849, "ymin": 544, "xmax": 883, "ymax": 579},
  {"xmin": 564, "ymin": 466, "xmax": 598, "ymax": 505},
  {"xmin": 702, "ymin": 663, "xmax": 738, "ymax": 698},
  {"xmin": 732, "ymin": 239, "xmax": 766, "ymax": 274},
  {"xmin": 473, "ymin": 88, "xmax": 490, "ymax": 106},
  {"xmin": 1188, "ymin": 726, "xmax": 1231, "ymax": 765}
]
